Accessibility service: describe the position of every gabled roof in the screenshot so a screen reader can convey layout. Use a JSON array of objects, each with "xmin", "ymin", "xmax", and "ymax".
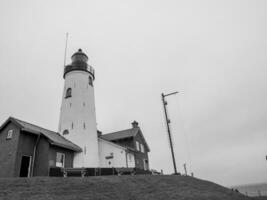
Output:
[
  {"xmin": 99, "ymin": 137, "xmax": 136, "ymax": 152},
  {"xmin": 0, "ymin": 117, "xmax": 82, "ymax": 152},
  {"xmin": 100, "ymin": 127, "xmax": 150, "ymax": 152},
  {"xmin": 100, "ymin": 128, "xmax": 139, "ymax": 141}
]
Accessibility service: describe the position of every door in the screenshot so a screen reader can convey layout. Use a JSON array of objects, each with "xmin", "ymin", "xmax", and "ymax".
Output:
[
  {"xmin": 143, "ymin": 159, "xmax": 149, "ymax": 170},
  {"xmin": 19, "ymin": 156, "xmax": 31, "ymax": 177}
]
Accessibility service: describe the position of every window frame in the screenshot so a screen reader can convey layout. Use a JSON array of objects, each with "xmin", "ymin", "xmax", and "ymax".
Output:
[
  {"xmin": 6, "ymin": 130, "xmax": 13, "ymax": 140},
  {"xmin": 140, "ymin": 144, "xmax": 145, "ymax": 153},
  {"xmin": 136, "ymin": 141, "xmax": 140, "ymax": 151},
  {"xmin": 56, "ymin": 152, "xmax": 65, "ymax": 168}
]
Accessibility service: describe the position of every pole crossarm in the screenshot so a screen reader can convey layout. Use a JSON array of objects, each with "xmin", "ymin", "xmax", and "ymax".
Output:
[{"xmin": 163, "ymin": 91, "xmax": 179, "ymax": 97}]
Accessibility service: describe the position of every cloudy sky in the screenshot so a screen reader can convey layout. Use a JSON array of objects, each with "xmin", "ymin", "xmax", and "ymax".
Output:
[{"xmin": 0, "ymin": 0, "xmax": 267, "ymax": 186}]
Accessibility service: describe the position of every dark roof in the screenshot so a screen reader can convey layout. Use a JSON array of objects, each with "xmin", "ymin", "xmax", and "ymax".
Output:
[
  {"xmin": 98, "ymin": 137, "xmax": 136, "ymax": 152},
  {"xmin": 100, "ymin": 128, "xmax": 139, "ymax": 141},
  {"xmin": 71, "ymin": 49, "xmax": 88, "ymax": 59},
  {"xmin": 100, "ymin": 127, "xmax": 150, "ymax": 152},
  {"xmin": 0, "ymin": 117, "xmax": 82, "ymax": 152}
]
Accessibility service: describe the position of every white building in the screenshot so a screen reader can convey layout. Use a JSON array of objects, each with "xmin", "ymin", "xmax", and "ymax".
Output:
[{"xmin": 58, "ymin": 49, "xmax": 150, "ymax": 169}]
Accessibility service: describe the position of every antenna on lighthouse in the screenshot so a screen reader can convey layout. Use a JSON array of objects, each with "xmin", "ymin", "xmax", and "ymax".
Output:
[{"xmin": 63, "ymin": 32, "xmax": 69, "ymax": 67}]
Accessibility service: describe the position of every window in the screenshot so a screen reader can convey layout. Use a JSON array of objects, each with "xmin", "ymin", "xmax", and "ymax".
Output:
[
  {"xmin": 88, "ymin": 76, "xmax": 93, "ymax": 86},
  {"xmin": 65, "ymin": 88, "xmax": 72, "ymax": 98},
  {"xmin": 56, "ymin": 152, "xmax": 65, "ymax": 168},
  {"xmin": 136, "ymin": 141, "xmax": 140, "ymax": 151},
  {"xmin": 6, "ymin": 130, "xmax": 13, "ymax": 139},
  {"xmin": 63, "ymin": 129, "xmax": 69, "ymax": 135},
  {"xmin": 83, "ymin": 123, "xmax": 86, "ymax": 129},
  {"xmin": 71, "ymin": 123, "xmax": 74, "ymax": 129},
  {"xmin": 140, "ymin": 144, "xmax": 145, "ymax": 153}
]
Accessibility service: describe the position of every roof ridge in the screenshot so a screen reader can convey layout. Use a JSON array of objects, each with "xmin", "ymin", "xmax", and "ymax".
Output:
[
  {"xmin": 13, "ymin": 117, "xmax": 58, "ymax": 134},
  {"xmin": 10, "ymin": 117, "xmax": 82, "ymax": 152},
  {"xmin": 103, "ymin": 127, "xmax": 138, "ymax": 136}
]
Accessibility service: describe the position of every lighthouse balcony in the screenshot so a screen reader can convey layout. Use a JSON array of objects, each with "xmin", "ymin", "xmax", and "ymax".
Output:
[{"xmin": 64, "ymin": 64, "xmax": 95, "ymax": 79}]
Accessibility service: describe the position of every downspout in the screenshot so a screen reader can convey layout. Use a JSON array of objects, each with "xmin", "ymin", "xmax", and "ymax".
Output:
[{"xmin": 31, "ymin": 133, "xmax": 41, "ymax": 177}]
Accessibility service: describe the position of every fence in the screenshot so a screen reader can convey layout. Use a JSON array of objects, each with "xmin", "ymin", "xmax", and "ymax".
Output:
[{"xmin": 49, "ymin": 167, "xmax": 152, "ymax": 177}]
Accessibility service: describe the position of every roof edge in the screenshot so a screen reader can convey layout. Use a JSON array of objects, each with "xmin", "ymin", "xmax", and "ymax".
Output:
[{"xmin": 0, "ymin": 116, "xmax": 24, "ymax": 132}]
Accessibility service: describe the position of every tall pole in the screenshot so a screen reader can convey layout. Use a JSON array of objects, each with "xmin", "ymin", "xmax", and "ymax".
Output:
[{"xmin": 162, "ymin": 92, "xmax": 178, "ymax": 174}]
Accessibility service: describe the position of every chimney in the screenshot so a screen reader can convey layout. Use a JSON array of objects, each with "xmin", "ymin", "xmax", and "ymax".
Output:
[{"xmin": 131, "ymin": 121, "xmax": 139, "ymax": 128}]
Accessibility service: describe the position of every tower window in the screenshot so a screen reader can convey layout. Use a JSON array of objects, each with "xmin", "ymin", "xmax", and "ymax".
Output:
[
  {"xmin": 88, "ymin": 76, "xmax": 93, "ymax": 86},
  {"xmin": 63, "ymin": 129, "xmax": 69, "ymax": 135},
  {"xmin": 71, "ymin": 123, "xmax": 74, "ymax": 129},
  {"xmin": 83, "ymin": 123, "xmax": 86, "ymax": 129},
  {"xmin": 65, "ymin": 88, "xmax": 72, "ymax": 98}
]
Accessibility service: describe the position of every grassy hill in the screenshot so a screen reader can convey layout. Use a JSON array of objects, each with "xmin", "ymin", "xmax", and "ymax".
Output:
[{"xmin": 0, "ymin": 175, "xmax": 263, "ymax": 200}]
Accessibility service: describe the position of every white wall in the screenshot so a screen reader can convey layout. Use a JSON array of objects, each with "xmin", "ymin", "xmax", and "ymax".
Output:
[
  {"xmin": 98, "ymin": 138, "xmax": 135, "ymax": 168},
  {"xmin": 126, "ymin": 152, "xmax": 135, "ymax": 168},
  {"xmin": 58, "ymin": 71, "xmax": 99, "ymax": 167}
]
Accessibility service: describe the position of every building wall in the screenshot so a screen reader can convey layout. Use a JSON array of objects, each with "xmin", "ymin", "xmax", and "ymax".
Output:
[
  {"xmin": 14, "ymin": 131, "xmax": 37, "ymax": 177},
  {"xmin": 133, "ymin": 132, "xmax": 149, "ymax": 170},
  {"xmin": 48, "ymin": 145, "xmax": 74, "ymax": 168},
  {"xmin": 58, "ymin": 71, "xmax": 99, "ymax": 167},
  {"xmin": 98, "ymin": 139, "xmax": 135, "ymax": 168},
  {"xmin": 0, "ymin": 122, "xmax": 21, "ymax": 177},
  {"xmin": 33, "ymin": 136, "xmax": 50, "ymax": 176}
]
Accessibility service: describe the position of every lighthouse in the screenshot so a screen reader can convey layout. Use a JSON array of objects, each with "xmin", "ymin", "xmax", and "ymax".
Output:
[{"xmin": 58, "ymin": 49, "xmax": 99, "ymax": 167}]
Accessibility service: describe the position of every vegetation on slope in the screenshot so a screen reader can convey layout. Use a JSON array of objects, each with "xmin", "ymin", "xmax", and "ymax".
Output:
[{"xmin": 0, "ymin": 175, "xmax": 257, "ymax": 200}]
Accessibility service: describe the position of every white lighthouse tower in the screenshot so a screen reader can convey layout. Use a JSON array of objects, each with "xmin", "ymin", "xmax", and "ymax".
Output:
[{"xmin": 58, "ymin": 49, "xmax": 99, "ymax": 167}]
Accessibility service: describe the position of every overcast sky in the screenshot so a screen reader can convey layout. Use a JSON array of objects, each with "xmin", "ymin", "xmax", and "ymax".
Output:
[{"xmin": 0, "ymin": 0, "xmax": 267, "ymax": 186}]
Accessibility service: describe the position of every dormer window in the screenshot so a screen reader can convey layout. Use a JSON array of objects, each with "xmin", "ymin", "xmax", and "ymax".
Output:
[
  {"xmin": 65, "ymin": 88, "xmax": 72, "ymax": 98},
  {"xmin": 89, "ymin": 76, "xmax": 93, "ymax": 87}
]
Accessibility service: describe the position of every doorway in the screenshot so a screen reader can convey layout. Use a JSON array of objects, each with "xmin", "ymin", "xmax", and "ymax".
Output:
[
  {"xmin": 143, "ymin": 159, "xmax": 149, "ymax": 170},
  {"xmin": 19, "ymin": 155, "xmax": 31, "ymax": 177}
]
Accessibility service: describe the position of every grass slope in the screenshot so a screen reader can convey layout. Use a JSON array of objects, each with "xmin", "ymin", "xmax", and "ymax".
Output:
[{"xmin": 0, "ymin": 175, "xmax": 257, "ymax": 200}]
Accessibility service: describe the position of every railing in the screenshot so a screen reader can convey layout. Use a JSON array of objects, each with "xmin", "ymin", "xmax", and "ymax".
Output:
[{"xmin": 64, "ymin": 64, "xmax": 95, "ymax": 78}]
